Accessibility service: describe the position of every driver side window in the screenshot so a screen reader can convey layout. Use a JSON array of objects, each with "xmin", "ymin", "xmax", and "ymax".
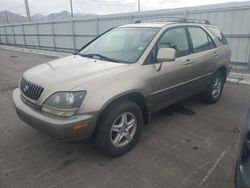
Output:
[
  {"xmin": 145, "ymin": 27, "xmax": 190, "ymax": 64},
  {"xmin": 158, "ymin": 27, "xmax": 190, "ymax": 58}
]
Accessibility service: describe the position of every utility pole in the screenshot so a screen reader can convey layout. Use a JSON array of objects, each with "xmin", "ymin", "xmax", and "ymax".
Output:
[
  {"xmin": 138, "ymin": 0, "xmax": 141, "ymax": 13},
  {"xmin": 4, "ymin": 11, "xmax": 9, "ymax": 24},
  {"xmin": 24, "ymin": 0, "xmax": 31, "ymax": 22},
  {"xmin": 70, "ymin": 0, "xmax": 74, "ymax": 18}
]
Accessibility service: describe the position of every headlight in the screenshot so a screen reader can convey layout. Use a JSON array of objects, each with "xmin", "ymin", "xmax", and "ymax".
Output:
[{"xmin": 42, "ymin": 91, "xmax": 86, "ymax": 117}]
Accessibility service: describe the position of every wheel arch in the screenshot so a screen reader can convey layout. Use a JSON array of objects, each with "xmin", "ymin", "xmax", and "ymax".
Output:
[
  {"xmin": 95, "ymin": 91, "xmax": 150, "ymax": 129},
  {"xmin": 216, "ymin": 66, "xmax": 228, "ymax": 82}
]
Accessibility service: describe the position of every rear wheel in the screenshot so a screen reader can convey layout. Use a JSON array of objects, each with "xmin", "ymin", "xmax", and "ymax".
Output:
[
  {"xmin": 202, "ymin": 71, "xmax": 225, "ymax": 104},
  {"xmin": 94, "ymin": 99, "xmax": 143, "ymax": 157}
]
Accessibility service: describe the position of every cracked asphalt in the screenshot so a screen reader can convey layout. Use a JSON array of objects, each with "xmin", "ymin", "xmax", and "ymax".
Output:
[{"xmin": 0, "ymin": 48, "xmax": 250, "ymax": 188}]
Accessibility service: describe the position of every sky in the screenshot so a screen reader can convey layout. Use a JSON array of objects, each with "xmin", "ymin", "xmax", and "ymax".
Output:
[{"xmin": 0, "ymin": 0, "xmax": 249, "ymax": 16}]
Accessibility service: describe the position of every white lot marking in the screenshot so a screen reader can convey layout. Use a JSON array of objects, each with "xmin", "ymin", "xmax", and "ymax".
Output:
[
  {"xmin": 227, "ymin": 78, "xmax": 250, "ymax": 85},
  {"xmin": 179, "ymin": 160, "xmax": 212, "ymax": 188},
  {"xmin": 1, "ymin": 165, "xmax": 24, "ymax": 173},
  {"xmin": 198, "ymin": 149, "xmax": 227, "ymax": 186}
]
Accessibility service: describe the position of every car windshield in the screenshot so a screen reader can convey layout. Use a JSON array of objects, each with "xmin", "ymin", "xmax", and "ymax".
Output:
[{"xmin": 78, "ymin": 27, "xmax": 160, "ymax": 64}]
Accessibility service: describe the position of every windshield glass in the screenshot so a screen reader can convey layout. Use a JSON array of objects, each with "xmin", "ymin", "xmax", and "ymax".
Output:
[{"xmin": 78, "ymin": 27, "xmax": 160, "ymax": 64}]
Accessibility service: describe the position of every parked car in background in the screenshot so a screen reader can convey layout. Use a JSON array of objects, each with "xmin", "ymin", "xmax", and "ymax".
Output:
[
  {"xmin": 235, "ymin": 110, "xmax": 250, "ymax": 188},
  {"xmin": 13, "ymin": 19, "xmax": 231, "ymax": 157}
]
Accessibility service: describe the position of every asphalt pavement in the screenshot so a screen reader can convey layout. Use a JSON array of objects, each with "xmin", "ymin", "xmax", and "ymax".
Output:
[{"xmin": 0, "ymin": 48, "xmax": 250, "ymax": 188}]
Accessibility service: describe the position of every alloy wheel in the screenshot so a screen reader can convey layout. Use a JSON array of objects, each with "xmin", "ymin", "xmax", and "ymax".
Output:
[
  {"xmin": 212, "ymin": 77, "xmax": 222, "ymax": 99},
  {"xmin": 110, "ymin": 112, "xmax": 137, "ymax": 148}
]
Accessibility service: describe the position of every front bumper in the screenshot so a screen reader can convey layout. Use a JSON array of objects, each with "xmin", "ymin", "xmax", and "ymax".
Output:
[
  {"xmin": 235, "ymin": 161, "xmax": 250, "ymax": 188},
  {"xmin": 235, "ymin": 110, "xmax": 250, "ymax": 188},
  {"xmin": 12, "ymin": 88, "xmax": 97, "ymax": 141}
]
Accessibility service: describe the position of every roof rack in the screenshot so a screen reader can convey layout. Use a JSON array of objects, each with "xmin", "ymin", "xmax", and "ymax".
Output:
[
  {"xmin": 180, "ymin": 18, "xmax": 211, "ymax": 25},
  {"xmin": 134, "ymin": 16, "xmax": 211, "ymax": 25}
]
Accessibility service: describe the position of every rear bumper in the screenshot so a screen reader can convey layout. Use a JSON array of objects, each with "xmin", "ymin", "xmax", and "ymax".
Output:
[{"xmin": 13, "ymin": 88, "xmax": 97, "ymax": 141}]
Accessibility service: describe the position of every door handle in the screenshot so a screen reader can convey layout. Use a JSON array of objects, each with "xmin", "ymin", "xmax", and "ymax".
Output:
[
  {"xmin": 184, "ymin": 59, "xmax": 193, "ymax": 65},
  {"xmin": 213, "ymin": 52, "xmax": 218, "ymax": 58}
]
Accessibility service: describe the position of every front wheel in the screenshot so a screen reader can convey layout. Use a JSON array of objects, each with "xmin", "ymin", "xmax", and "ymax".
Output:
[
  {"xmin": 202, "ymin": 71, "xmax": 225, "ymax": 104},
  {"xmin": 94, "ymin": 99, "xmax": 143, "ymax": 157}
]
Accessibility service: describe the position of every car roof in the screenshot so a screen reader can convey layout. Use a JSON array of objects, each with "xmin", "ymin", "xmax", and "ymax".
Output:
[
  {"xmin": 118, "ymin": 22, "xmax": 176, "ymax": 28},
  {"xmin": 117, "ymin": 22, "xmax": 214, "ymax": 29}
]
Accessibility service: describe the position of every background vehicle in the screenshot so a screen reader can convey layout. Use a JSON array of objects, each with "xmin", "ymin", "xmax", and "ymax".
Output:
[
  {"xmin": 235, "ymin": 110, "xmax": 250, "ymax": 188},
  {"xmin": 13, "ymin": 19, "xmax": 231, "ymax": 157}
]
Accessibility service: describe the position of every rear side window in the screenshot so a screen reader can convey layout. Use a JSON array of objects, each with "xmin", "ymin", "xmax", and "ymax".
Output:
[
  {"xmin": 206, "ymin": 26, "xmax": 228, "ymax": 45},
  {"xmin": 158, "ymin": 27, "xmax": 190, "ymax": 57},
  {"xmin": 188, "ymin": 27, "xmax": 215, "ymax": 53}
]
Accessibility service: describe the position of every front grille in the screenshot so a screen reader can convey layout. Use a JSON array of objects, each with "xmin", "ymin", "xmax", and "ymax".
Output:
[{"xmin": 20, "ymin": 78, "xmax": 44, "ymax": 101}]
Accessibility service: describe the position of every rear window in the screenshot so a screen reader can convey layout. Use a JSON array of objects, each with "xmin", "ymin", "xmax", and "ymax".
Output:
[
  {"xmin": 206, "ymin": 26, "xmax": 228, "ymax": 45},
  {"xmin": 188, "ymin": 27, "xmax": 214, "ymax": 53}
]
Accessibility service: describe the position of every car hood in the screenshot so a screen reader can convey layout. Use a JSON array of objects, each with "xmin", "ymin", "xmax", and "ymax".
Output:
[{"xmin": 23, "ymin": 55, "xmax": 130, "ymax": 92}]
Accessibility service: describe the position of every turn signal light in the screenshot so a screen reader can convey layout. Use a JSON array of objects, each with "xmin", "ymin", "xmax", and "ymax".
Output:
[{"xmin": 72, "ymin": 123, "xmax": 88, "ymax": 131}]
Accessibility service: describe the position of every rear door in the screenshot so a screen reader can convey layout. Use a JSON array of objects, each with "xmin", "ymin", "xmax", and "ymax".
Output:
[{"xmin": 186, "ymin": 26, "xmax": 218, "ymax": 88}]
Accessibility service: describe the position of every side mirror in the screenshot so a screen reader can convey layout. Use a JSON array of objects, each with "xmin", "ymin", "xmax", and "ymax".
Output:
[{"xmin": 156, "ymin": 48, "xmax": 176, "ymax": 62}]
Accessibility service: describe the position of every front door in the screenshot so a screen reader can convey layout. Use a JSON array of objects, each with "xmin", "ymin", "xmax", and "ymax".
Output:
[{"xmin": 150, "ymin": 27, "xmax": 197, "ymax": 111}]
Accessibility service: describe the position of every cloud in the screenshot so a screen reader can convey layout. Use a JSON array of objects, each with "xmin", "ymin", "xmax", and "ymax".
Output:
[
  {"xmin": 0, "ymin": 0, "xmax": 26, "ymax": 15},
  {"xmin": 0, "ymin": 0, "xmax": 249, "ymax": 15}
]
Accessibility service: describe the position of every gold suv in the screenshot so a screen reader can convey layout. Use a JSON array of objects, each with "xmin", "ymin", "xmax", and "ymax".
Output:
[{"xmin": 13, "ymin": 19, "xmax": 231, "ymax": 157}]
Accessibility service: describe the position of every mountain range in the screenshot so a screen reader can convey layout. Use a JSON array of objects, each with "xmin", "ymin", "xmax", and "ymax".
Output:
[
  {"xmin": 0, "ymin": 10, "xmax": 96, "ymax": 24},
  {"xmin": 0, "ymin": 11, "xmax": 26, "ymax": 24}
]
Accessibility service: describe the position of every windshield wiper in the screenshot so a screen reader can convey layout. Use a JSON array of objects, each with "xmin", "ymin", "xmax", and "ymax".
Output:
[
  {"xmin": 78, "ymin": 53, "xmax": 129, "ymax": 64},
  {"xmin": 78, "ymin": 53, "xmax": 115, "ymax": 62}
]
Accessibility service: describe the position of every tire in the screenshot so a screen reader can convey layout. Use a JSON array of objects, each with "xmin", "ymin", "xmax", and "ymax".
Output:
[
  {"xmin": 202, "ymin": 71, "xmax": 225, "ymax": 104},
  {"xmin": 94, "ymin": 99, "xmax": 143, "ymax": 157}
]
